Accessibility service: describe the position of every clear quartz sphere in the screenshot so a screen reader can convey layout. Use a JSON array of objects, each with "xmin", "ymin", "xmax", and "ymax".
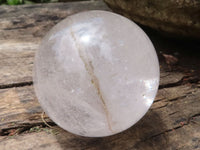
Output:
[{"xmin": 33, "ymin": 10, "xmax": 159, "ymax": 137}]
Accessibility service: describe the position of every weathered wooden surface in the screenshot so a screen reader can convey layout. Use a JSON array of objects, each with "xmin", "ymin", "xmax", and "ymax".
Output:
[{"xmin": 0, "ymin": 1, "xmax": 200, "ymax": 150}]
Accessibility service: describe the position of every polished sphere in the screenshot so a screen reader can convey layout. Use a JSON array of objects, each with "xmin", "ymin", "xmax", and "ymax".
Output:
[{"xmin": 33, "ymin": 10, "xmax": 159, "ymax": 137}]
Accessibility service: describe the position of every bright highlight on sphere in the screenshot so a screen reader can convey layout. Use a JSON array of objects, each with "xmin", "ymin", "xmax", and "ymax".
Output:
[{"xmin": 33, "ymin": 10, "xmax": 160, "ymax": 137}]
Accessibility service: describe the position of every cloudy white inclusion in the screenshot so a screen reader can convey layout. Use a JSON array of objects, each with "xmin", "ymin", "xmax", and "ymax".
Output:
[{"xmin": 72, "ymin": 18, "xmax": 114, "ymax": 62}]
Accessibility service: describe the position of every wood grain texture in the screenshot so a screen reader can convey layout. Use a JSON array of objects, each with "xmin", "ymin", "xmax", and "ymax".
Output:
[
  {"xmin": 0, "ymin": 84, "xmax": 200, "ymax": 150},
  {"xmin": 0, "ymin": 0, "xmax": 200, "ymax": 149},
  {"xmin": 1, "ymin": 122, "xmax": 200, "ymax": 150}
]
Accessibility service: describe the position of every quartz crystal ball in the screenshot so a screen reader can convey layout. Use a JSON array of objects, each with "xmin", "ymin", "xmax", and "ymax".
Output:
[{"xmin": 34, "ymin": 10, "xmax": 159, "ymax": 137}]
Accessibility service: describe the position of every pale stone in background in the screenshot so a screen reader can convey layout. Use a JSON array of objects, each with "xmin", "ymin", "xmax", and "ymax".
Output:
[
  {"xmin": 104, "ymin": 0, "xmax": 200, "ymax": 39},
  {"xmin": 33, "ymin": 10, "xmax": 159, "ymax": 137}
]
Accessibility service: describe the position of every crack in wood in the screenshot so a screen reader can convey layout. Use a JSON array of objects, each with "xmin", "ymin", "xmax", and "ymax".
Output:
[
  {"xmin": 3, "ymin": 24, "xmax": 35, "ymax": 30},
  {"xmin": 153, "ymin": 98, "xmax": 165, "ymax": 103},
  {"xmin": 0, "ymin": 122, "xmax": 56, "ymax": 136},
  {"xmin": 152, "ymin": 103, "xmax": 168, "ymax": 110},
  {"xmin": 168, "ymin": 111, "xmax": 179, "ymax": 116},
  {"xmin": 159, "ymin": 75, "xmax": 200, "ymax": 89},
  {"xmin": 0, "ymin": 81, "xmax": 33, "ymax": 89},
  {"xmin": 145, "ymin": 125, "xmax": 183, "ymax": 140},
  {"xmin": 191, "ymin": 113, "xmax": 200, "ymax": 118},
  {"xmin": 159, "ymin": 78, "xmax": 184, "ymax": 89},
  {"xmin": 70, "ymin": 30, "xmax": 113, "ymax": 133},
  {"xmin": 166, "ymin": 95, "xmax": 188, "ymax": 102},
  {"xmin": 140, "ymin": 113, "xmax": 200, "ymax": 142}
]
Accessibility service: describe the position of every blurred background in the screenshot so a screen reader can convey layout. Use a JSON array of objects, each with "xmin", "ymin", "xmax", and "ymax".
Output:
[{"xmin": 0, "ymin": 0, "xmax": 200, "ymax": 149}]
